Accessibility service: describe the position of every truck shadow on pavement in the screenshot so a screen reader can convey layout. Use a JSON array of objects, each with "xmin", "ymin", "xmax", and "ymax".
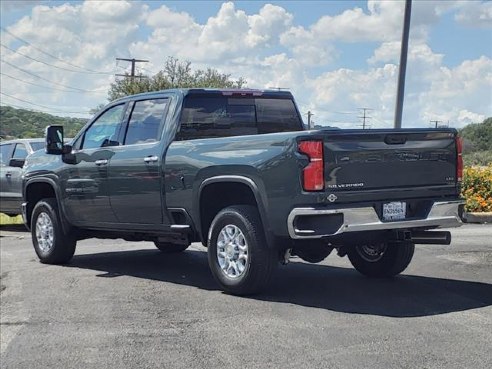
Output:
[
  {"xmin": 0, "ymin": 224, "xmax": 29, "ymax": 234},
  {"xmin": 67, "ymin": 248, "xmax": 492, "ymax": 318}
]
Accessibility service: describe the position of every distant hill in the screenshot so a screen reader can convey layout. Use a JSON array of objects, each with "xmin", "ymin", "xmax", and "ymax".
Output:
[{"xmin": 0, "ymin": 106, "xmax": 88, "ymax": 139}]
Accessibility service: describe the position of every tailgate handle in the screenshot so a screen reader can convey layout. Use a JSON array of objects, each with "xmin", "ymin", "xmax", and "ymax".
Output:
[{"xmin": 385, "ymin": 135, "xmax": 407, "ymax": 145}]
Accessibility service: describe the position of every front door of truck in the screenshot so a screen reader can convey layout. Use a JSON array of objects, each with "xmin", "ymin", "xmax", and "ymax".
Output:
[
  {"xmin": 62, "ymin": 104, "xmax": 127, "ymax": 224},
  {"xmin": 107, "ymin": 98, "xmax": 171, "ymax": 225}
]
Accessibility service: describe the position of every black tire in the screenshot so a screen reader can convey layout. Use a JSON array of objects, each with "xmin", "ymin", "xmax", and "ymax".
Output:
[
  {"xmin": 31, "ymin": 198, "xmax": 76, "ymax": 264},
  {"xmin": 347, "ymin": 241, "xmax": 415, "ymax": 277},
  {"xmin": 153, "ymin": 241, "xmax": 189, "ymax": 253},
  {"xmin": 207, "ymin": 205, "xmax": 276, "ymax": 295}
]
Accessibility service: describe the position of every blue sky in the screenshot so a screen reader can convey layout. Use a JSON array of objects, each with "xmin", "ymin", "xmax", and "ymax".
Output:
[{"xmin": 1, "ymin": 0, "xmax": 491, "ymax": 128}]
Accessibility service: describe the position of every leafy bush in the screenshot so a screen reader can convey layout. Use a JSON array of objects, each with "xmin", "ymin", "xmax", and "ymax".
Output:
[{"xmin": 461, "ymin": 166, "xmax": 492, "ymax": 212}]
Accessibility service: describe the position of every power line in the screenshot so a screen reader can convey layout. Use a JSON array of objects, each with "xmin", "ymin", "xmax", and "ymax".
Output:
[
  {"xmin": 1, "ymin": 27, "xmax": 113, "ymax": 74},
  {"xmin": 0, "ymin": 43, "xmax": 114, "ymax": 75},
  {"xmin": 0, "ymin": 72, "xmax": 104, "ymax": 94},
  {"xmin": 1, "ymin": 59, "xmax": 105, "ymax": 93}
]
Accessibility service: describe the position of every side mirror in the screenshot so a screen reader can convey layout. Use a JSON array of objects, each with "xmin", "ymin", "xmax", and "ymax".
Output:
[
  {"xmin": 9, "ymin": 158, "xmax": 25, "ymax": 168},
  {"xmin": 101, "ymin": 138, "xmax": 120, "ymax": 147},
  {"xmin": 46, "ymin": 125, "xmax": 64, "ymax": 155}
]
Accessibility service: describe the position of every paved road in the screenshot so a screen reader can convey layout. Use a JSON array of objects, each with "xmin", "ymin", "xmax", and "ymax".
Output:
[{"xmin": 1, "ymin": 224, "xmax": 491, "ymax": 369}]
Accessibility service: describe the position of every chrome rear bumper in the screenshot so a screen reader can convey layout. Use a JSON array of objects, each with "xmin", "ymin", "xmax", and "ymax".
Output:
[{"xmin": 287, "ymin": 201, "xmax": 464, "ymax": 239}]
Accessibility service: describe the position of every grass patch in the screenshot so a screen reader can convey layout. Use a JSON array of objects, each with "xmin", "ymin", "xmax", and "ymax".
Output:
[{"xmin": 0, "ymin": 213, "xmax": 23, "ymax": 226}]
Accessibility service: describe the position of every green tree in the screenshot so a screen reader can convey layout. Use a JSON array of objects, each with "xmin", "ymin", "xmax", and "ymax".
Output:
[
  {"xmin": 459, "ymin": 117, "xmax": 492, "ymax": 166},
  {"xmin": 459, "ymin": 117, "xmax": 492, "ymax": 152},
  {"xmin": 108, "ymin": 57, "xmax": 246, "ymax": 101}
]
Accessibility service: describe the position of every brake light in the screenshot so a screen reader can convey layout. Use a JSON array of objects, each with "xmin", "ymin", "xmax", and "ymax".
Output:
[
  {"xmin": 298, "ymin": 140, "xmax": 324, "ymax": 191},
  {"xmin": 456, "ymin": 136, "xmax": 463, "ymax": 182}
]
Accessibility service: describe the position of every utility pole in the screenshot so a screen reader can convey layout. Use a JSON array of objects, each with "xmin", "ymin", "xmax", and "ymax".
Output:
[
  {"xmin": 115, "ymin": 58, "xmax": 149, "ymax": 80},
  {"xmin": 358, "ymin": 108, "xmax": 372, "ymax": 129},
  {"xmin": 267, "ymin": 87, "xmax": 289, "ymax": 91},
  {"xmin": 307, "ymin": 111, "xmax": 314, "ymax": 129},
  {"xmin": 394, "ymin": 0, "xmax": 412, "ymax": 129},
  {"xmin": 430, "ymin": 120, "xmax": 442, "ymax": 128}
]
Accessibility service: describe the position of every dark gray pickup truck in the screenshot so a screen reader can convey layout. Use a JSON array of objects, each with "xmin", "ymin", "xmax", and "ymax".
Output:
[{"xmin": 22, "ymin": 88, "xmax": 464, "ymax": 294}]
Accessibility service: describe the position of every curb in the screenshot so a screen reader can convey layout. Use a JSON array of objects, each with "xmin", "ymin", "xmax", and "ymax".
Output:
[{"xmin": 463, "ymin": 212, "xmax": 492, "ymax": 224}]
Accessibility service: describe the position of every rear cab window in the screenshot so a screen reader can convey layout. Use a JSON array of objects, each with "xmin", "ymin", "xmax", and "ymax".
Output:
[
  {"xmin": 124, "ymin": 99, "xmax": 169, "ymax": 145},
  {"xmin": 176, "ymin": 93, "xmax": 303, "ymax": 140}
]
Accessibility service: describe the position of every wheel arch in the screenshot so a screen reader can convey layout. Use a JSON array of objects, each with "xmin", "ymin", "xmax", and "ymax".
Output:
[
  {"xmin": 24, "ymin": 178, "xmax": 71, "ymax": 234},
  {"xmin": 196, "ymin": 176, "xmax": 271, "ymax": 246}
]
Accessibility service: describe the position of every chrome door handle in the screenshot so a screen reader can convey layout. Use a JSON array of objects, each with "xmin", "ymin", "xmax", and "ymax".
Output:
[
  {"xmin": 5, "ymin": 172, "xmax": 12, "ymax": 178},
  {"xmin": 95, "ymin": 159, "xmax": 108, "ymax": 166},
  {"xmin": 144, "ymin": 156, "xmax": 158, "ymax": 163}
]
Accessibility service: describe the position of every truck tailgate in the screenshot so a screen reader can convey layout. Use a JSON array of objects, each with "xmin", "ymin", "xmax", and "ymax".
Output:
[{"xmin": 322, "ymin": 129, "xmax": 458, "ymax": 192}]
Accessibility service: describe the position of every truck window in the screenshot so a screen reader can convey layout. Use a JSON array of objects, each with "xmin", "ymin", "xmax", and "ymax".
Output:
[
  {"xmin": 12, "ymin": 144, "xmax": 28, "ymax": 159},
  {"xmin": 82, "ymin": 104, "xmax": 125, "ymax": 149},
  {"xmin": 256, "ymin": 98, "xmax": 302, "ymax": 134},
  {"xmin": 124, "ymin": 99, "xmax": 168, "ymax": 145},
  {"xmin": 0, "ymin": 143, "xmax": 13, "ymax": 166},
  {"xmin": 177, "ymin": 96, "xmax": 257, "ymax": 140},
  {"xmin": 177, "ymin": 95, "xmax": 302, "ymax": 140},
  {"xmin": 29, "ymin": 142, "xmax": 45, "ymax": 152}
]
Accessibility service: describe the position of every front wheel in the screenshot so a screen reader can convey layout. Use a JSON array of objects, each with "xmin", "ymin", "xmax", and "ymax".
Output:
[
  {"xmin": 207, "ymin": 205, "xmax": 276, "ymax": 295},
  {"xmin": 347, "ymin": 241, "xmax": 415, "ymax": 277},
  {"xmin": 31, "ymin": 198, "xmax": 76, "ymax": 264}
]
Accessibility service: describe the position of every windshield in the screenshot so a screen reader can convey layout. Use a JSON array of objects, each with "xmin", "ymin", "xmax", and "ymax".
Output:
[{"xmin": 30, "ymin": 142, "xmax": 45, "ymax": 152}]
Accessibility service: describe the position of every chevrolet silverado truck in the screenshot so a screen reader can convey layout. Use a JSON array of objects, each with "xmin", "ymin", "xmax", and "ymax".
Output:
[{"xmin": 21, "ymin": 88, "xmax": 464, "ymax": 295}]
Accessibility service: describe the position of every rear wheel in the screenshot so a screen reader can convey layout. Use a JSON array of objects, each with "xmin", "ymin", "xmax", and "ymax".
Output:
[
  {"xmin": 153, "ymin": 241, "xmax": 189, "ymax": 253},
  {"xmin": 207, "ymin": 205, "xmax": 276, "ymax": 295},
  {"xmin": 347, "ymin": 241, "xmax": 414, "ymax": 277},
  {"xmin": 31, "ymin": 198, "xmax": 76, "ymax": 264}
]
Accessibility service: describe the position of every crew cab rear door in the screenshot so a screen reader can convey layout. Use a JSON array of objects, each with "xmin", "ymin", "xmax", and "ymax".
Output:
[{"xmin": 107, "ymin": 98, "xmax": 171, "ymax": 224}]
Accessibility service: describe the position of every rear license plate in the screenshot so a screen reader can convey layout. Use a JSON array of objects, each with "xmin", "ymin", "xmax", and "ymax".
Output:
[{"xmin": 383, "ymin": 201, "xmax": 406, "ymax": 221}]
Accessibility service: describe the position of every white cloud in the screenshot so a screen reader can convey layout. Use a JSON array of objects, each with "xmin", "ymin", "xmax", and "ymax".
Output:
[
  {"xmin": 455, "ymin": 1, "xmax": 492, "ymax": 29},
  {"xmin": 246, "ymin": 4, "xmax": 293, "ymax": 47},
  {"xmin": 1, "ymin": 1, "xmax": 147, "ymax": 114},
  {"xmin": 0, "ymin": 0, "xmax": 489, "ymax": 128},
  {"xmin": 419, "ymin": 56, "xmax": 492, "ymax": 126}
]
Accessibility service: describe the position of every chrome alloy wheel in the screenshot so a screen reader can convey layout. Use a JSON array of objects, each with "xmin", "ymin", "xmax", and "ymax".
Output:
[
  {"xmin": 35, "ymin": 212, "xmax": 54, "ymax": 253},
  {"xmin": 216, "ymin": 224, "xmax": 248, "ymax": 279},
  {"xmin": 356, "ymin": 243, "xmax": 387, "ymax": 262}
]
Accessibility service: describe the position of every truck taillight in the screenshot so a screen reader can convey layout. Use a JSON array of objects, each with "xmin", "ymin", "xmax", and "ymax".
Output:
[
  {"xmin": 456, "ymin": 136, "xmax": 463, "ymax": 182},
  {"xmin": 298, "ymin": 140, "xmax": 324, "ymax": 191}
]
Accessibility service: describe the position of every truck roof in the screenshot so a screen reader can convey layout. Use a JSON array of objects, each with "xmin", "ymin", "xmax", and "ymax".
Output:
[{"xmin": 112, "ymin": 88, "xmax": 294, "ymax": 104}]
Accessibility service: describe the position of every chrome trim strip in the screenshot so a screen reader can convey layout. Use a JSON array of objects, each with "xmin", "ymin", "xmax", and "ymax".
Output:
[
  {"xmin": 287, "ymin": 201, "xmax": 464, "ymax": 239},
  {"xmin": 170, "ymin": 224, "xmax": 191, "ymax": 230}
]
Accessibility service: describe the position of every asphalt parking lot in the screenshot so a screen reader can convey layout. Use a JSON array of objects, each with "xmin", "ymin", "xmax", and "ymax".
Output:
[{"xmin": 1, "ymin": 223, "xmax": 491, "ymax": 369}]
